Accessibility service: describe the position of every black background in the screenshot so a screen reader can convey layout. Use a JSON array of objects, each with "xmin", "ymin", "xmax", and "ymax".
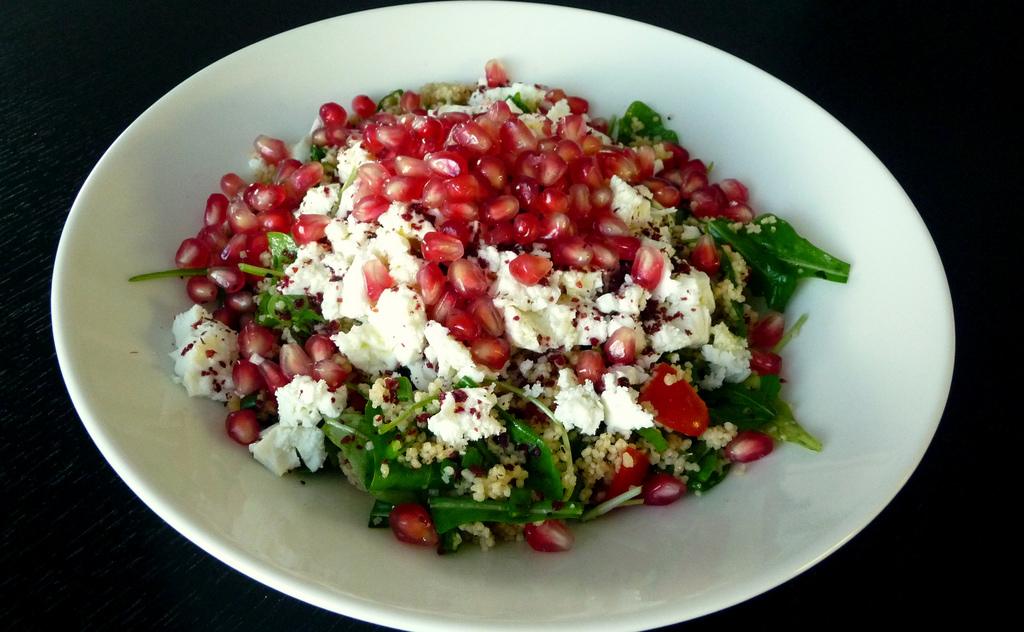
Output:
[{"xmin": 1, "ymin": 1, "xmax": 1012, "ymax": 629}]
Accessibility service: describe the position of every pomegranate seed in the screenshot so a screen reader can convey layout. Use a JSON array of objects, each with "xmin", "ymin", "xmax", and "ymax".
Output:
[
  {"xmin": 448, "ymin": 259, "xmax": 488, "ymax": 297},
  {"xmin": 422, "ymin": 232, "xmax": 465, "ymax": 262},
  {"xmin": 357, "ymin": 162, "xmax": 390, "ymax": 194},
  {"xmin": 750, "ymin": 349, "xmax": 782, "ymax": 375},
  {"xmin": 243, "ymin": 183, "xmax": 286, "ymax": 212},
  {"xmin": 411, "ymin": 115, "xmax": 445, "ymax": 147},
  {"xmin": 598, "ymin": 150, "xmax": 639, "ymax": 183},
  {"xmin": 574, "ymin": 350, "xmax": 605, "ymax": 384},
  {"xmin": 258, "ymin": 210, "xmax": 292, "ymax": 233},
  {"xmin": 590, "ymin": 188, "xmax": 614, "ymax": 213},
  {"xmin": 363, "ymin": 259, "xmax": 395, "ymax": 304},
  {"xmin": 441, "ymin": 201, "xmax": 479, "ymax": 222},
  {"xmin": 444, "ymin": 173, "xmax": 485, "ymax": 203},
  {"xmin": 661, "ymin": 142, "xmax": 690, "ymax": 169},
  {"xmin": 475, "ymin": 155, "xmax": 507, "ymax": 190},
  {"xmin": 254, "ymin": 135, "xmax": 289, "ymax": 165},
  {"xmin": 537, "ymin": 153, "xmax": 568, "ymax": 187},
  {"xmin": 604, "ymin": 327, "xmax": 637, "ymax": 365},
  {"xmin": 512, "ymin": 178, "xmax": 541, "ymax": 212},
  {"xmin": 175, "ymin": 237, "xmax": 210, "ymax": 269},
  {"xmin": 719, "ymin": 178, "xmax": 749, "ymax": 203},
  {"xmin": 352, "ymin": 194, "xmax": 391, "ymax": 223},
  {"xmin": 594, "ymin": 211, "xmax": 629, "ymax": 237},
  {"xmin": 451, "ymin": 121, "xmax": 494, "ymax": 154},
  {"xmin": 539, "ymin": 213, "xmax": 574, "ymax": 241},
  {"xmin": 508, "ymin": 253, "xmax": 552, "ymax": 285},
  {"xmin": 220, "ymin": 173, "xmax": 246, "ymax": 198},
  {"xmin": 690, "ymin": 185, "xmax": 727, "ymax": 218},
  {"xmin": 513, "ymin": 213, "xmax": 542, "ymax": 244},
  {"xmin": 389, "ymin": 504, "xmax": 439, "ymax": 546},
  {"xmin": 567, "ymin": 183, "xmax": 592, "ymax": 218},
  {"xmin": 631, "ymin": 246, "xmax": 665, "ymax": 290},
  {"xmin": 678, "ymin": 160, "xmax": 709, "ymax": 198},
  {"xmin": 569, "ymin": 156, "xmax": 604, "ymax": 189},
  {"xmin": 634, "ymin": 145, "xmax": 657, "ymax": 181},
  {"xmin": 319, "ymin": 102, "xmax": 348, "ymax": 127},
  {"xmin": 642, "ymin": 473, "xmax": 686, "ymax": 506},
  {"xmin": 257, "ymin": 360, "xmax": 290, "ymax": 393},
  {"xmin": 352, "ymin": 94, "xmax": 376, "ymax": 119},
  {"xmin": 724, "ymin": 431, "xmax": 774, "ymax": 463},
  {"xmin": 590, "ymin": 243, "xmax": 618, "ymax": 270},
  {"xmin": 219, "ymin": 233, "xmax": 248, "ymax": 264},
  {"xmin": 225, "ymin": 410, "xmax": 261, "ymax": 445},
  {"xmin": 430, "ymin": 288, "xmax": 459, "ymax": 323},
  {"xmin": 292, "ymin": 214, "xmax": 331, "ymax": 245},
  {"xmin": 384, "ymin": 175, "xmax": 426, "ymax": 202},
  {"xmin": 227, "ymin": 200, "xmax": 259, "ymax": 234},
  {"xmin": 399, "ymin": 90, "xmax": 421, "ymax": 113},
  {"xmin": 603, "ymin": 235, "xmax": 641, "ymax": 260},
  {"xmin": 304, "ymin": 334, "xmax": 336, "ymax": 363},
  {"xmin": 204, "ymin": 194, "xmax": 229, "ymax": 227},
  {"xmin": 186, "ymin": 276, "xmax": 218, "ymax": 303},
  {"xmin": 239, "ymin": 322, "xmax": 277, "ymax": 358},
  {"xmin": 280, "ymin": 343, "xmax": 314, "ymax": 379},
  {"xmin": 469, "ymin": 296, "xmax": 504, "ymax": 337},
  {"xmin": 273, "ymin": 159, "xmax": 301, "ymax": 185},
  {"xmin": 645, "ymin": 180, "xmax": 682, "ymax": 208},
  {"xmin": 314, "ymin": 358, "xmax": 350, "ymax": 389},
  {"xmin": 553, "ymin": 238, "xmax": 593, "ymax": 269},
  {"xmin": 483, "ymin": 195, "xmax": 520, "ymax": 222},
  {"xmin": 565, "ymin": 96, "xmax": 589, "ymax": 115},
  {"xmin": 545, "ymin": 88, "xmax": 567, "ymax": 103},
  {"xmin": 749, "ymin": 312, "xmax": 785, "ymax": 349},
  {"xmin": 484, "ymin": 58, "xmax": 509, "ymax": 88},
  {"xmin": 445, "ymin": 309, "xmax": 480, "ymax": 342},
  {"xmin": 524, "ymin": 520, "xmax": 574, "ymax": 552},
  {"xmin": 471, "ymin": 337, "xmax": 511, "ymax": 370},
  {"xmin": 376, "ymin": 125, "xmax": 413, "ymax": 153},
  {"xmin": 286, "ymin": 161, "xmax": 325, "ymax": 194},
  {"xmin": 690, "ymin": 235, "xmax": 721, "ymax": 276},
  {"xmin": 499, "ymin": 118, "xmax": 538, "ymax": 154},
  {"xmin": 232, "ymin": 359, "xmax": 265, "ymax": 396},
  {"xmin": 208, "ymin": 267, "xmax": 245, "ymax": 293},
  {"xmin": 422, "ymin": 177, "xmax": 447, "ymax": 208},
  {"xmin": 211, "ymin": 307, "xmax": 238, "ymax": 329},
  {"xmin": 225, "ymin": 291, "xmax": 255, "ymax": 313},
  {"xmin": 480, "ymin": 221, "xmax": 516, "ymax": 246},
  {"xmin": 537, "ymin": 189, "xmax": 570, "ymax": 215},
  {"xmin": 555, "ymin": 139, "xmax": 583, "ymax": 164},
  {"xmin": 580, "ymin": 134, "xmax": 604, "ymax": 156},
  {"xmin": 559, "ymin": 114, "xmax": 588, "ymax": 145},
  {"xmin": 417, "ymin": 263, "xmax": 446, "ymax": 306},
  {"xmin": 438, "ymin": 219, "xmax": 474, "ymax": 246},
  {"xmin": 721, "ymin": 202, "xmax": 755, "ymax": 223},
  {"xmin": 323, "ymin": 124, "xmax": 348, "ymax": 147}
]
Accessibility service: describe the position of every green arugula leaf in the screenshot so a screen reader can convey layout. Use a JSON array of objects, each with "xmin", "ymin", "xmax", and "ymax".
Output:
[
  {"xmin": 506, "ymin": 92, "xmax": 531, "ymax": 113},
  {"xmin": 309, "ymin": 144, "xmax": 328, "ymax": 162},
  {"xmin": 764, "ymin": 398, "xmax": 822, "ymax": 452},
  {"xmin": 428, "ymin": 497, "xmax": 584, "ymax": 534},
  {"xmin": 499, "ymin": 409, "xmax": 564, "ymax": 501},
  {"xmin": 376, "ymin": 89, "xmax": 404, "ymax": 112},
  {"xmin": 254, "ymin": 290, "xmax": 323, "ymax": 335},
  {"xmin": 616, "ymin": 101, "xmax": 679, "ymax": 144},
  {"xmin": 703, "ymin": 375, "xmax": 782, "ymax": 428},
  {"xmin": 394, "ymin": 376, "xmax": 413, "ymax": 402},
  {"xmin": 266, "ymin": 231, "xmax": 298, "ymax": 270},
  {"xmin": 636, "ymin": 427, "xmax": 668, "ymax": 452},
  {"xmin": 128, "ymin": 267, "xmax": 207, "ymax": 282},
  {"xmin": 687, "ymin": 450, "xmax": 731, "ymax": 493},
  {"xmin": 751, "ymin": 215, "xmax": 851, "ymax": 283},
  {"xmin": 707, "ymin": 219, "xmax": 799, "ymax": 310}
]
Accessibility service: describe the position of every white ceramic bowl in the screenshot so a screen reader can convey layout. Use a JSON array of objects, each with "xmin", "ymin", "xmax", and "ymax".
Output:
[{"xmin": 52, "ymin": 2, "xmax": 954, "ymax": 629}]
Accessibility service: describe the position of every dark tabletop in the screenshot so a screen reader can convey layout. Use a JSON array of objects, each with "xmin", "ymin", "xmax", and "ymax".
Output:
[{"xmin": 1, "ymin": 1, "xmax": 1011, "ymax": 629}]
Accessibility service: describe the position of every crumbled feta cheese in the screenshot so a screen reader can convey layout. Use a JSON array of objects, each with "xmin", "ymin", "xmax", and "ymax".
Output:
[
  {"xmin": 281, "ymin": 243, "xmax": 334, "ymax": 297},
  {"xmin": 595, "ymin": 281, "xmax": 650, "ymax": 315},
  {"xmin": 468, "ymin": 82, "xmax": 547, "ymax": 110},
  {"xmin": 275, "ymin": 375, "xmax": 346, "ymax": 427},
  {"xmin": 502, "ymin": 302, "xmax": 576, "ymax": 352},
  {"xmin": 518, "ymin": 113, "xmax": 549, "ymax": 137},
  {"xmin": 325, "ymin": 217, "xmax": 373, "ymax": 264},
  {"xmin": 332, "ymin": 286, "xmax": 428, "ymax": 374},
  {"xmin": 553, "ymin": 369, "xmax": 605, "ymax": 435},
  {"xmin": 478, "ymin": 246, "xmax": 560, "ymax": 311},
  {"xmin": 546, "ymin": 98, "xmax": 572, "ymax": 123},
  {"xmin": 367, "ymin": 231, "xmax": 421, "ymax": 286},
  {"xmin": 377, "ymin": 202, "xmax": 436, "ymax": 241},
  {"xmin": 170, "ymin": 305, "xmax": 237, "ymax": 401},
  {"xmin": 249, "ymin": 423, "xmax": 327, "ymax": 475},
  {"xmin": 700, "ymin": 422, "xmax": 738, "ymax": 450},
  {"xmin": 335, "ymin": 142, "xmax": 372, "ymax": 184},
  {"xmin": 605, "ymin": 364, "xmax": 650, "ymax": 386},
  {"xmin": 297, "ymin": 184, "xmax": 340, "ymax": 216},
  {"xmin": 551, "ymin": 270, "xmax": 604, "ymax": 300},
  {"xmin": 700, "ymin": 323, "xmax": 752, "ymax": 389},
  {"xmin": 572, "ymin": 304, "xmax": 611, "ymax": 347},
  {"xmin": 599, "ymin": 373, "xmax": 654, "ymax": 435},
  {"xmin": 648, "ymin": 260, "xmax": 715, "ymax": 354},
  {"xmin": 427, "ymin": 386, "xmax": 504, "ymax": 450},
  {"xmin": 423, "ymin": 321, "xmax": 487, "ymax": 383},
  {"xmin": 609, "ymin": 175, "xmax": 652, "ymax": 227},
  {"xmin": 336, "ymin": 253, "xmax": 375, "ymax": 320}
]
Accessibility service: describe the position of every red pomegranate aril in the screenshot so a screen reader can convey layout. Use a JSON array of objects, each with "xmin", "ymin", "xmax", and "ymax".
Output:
[
  {"xmin": 512, "ymin": 177, "xmax": 540, "ymax": 211},
  {"xmin": 422, "ymin": 150, "xmax": 465, "ymax": 178},
  {"xmin": 594, "ymin": 211, "xmax": 629, "ymax": 237},
  {"xmin": 227, "ymin": 200, "xmax": 259, "ymax": 234},
  {"xmin": 287, "ymin": 161, "xmax": 325, "ymax": 194},
  {"xmin": 537, "ymin": 153, "xmax": 568, "ymax": 187},
  {"xmin": 389, "ymin": 155, "xmax": 428, "ymax": 178},
  {"xmin": 484, "ymin": 58, "xmax": 509, "ymax": 87},
  {"xmin": 243, "ymin": 183, "xmax": 286, "ymax": 212},
  {"xmin": 389, "ymin": 504, "xmax": 439, "ymax": 546},
  {"xmin": 513, "ymin": 213, "xmax": 542, "ymax": 245},
  {"xmin": 256, "ymin": 360, "xmax": 289, "ymax": 393},
  {"xmin": 225, "ymin": 410, "xmax": 261, "ymax": 446},
  {"xmin": 603, "ymin": 235, "xmax": 641, "ymax": 260},
  {"xmin": 319, "ymin": 102, "xmax": 348, "ymax": 127},
  {"xmin": 590, "ymin": 242, "xmax": 619, "ymax": 270},
  {"xmin": 244, "ymin": 233, "xmax": 269, "ymax": 263},
  {"xmin": 430, "ymin": 288, "xmax": 459, "ymax": 323},
  {"xmin": 304, "ymin": 334, "xmax": 336, "ymax": 363},
  {"xmin": 375, "ymin": 125, "xmax": 413, "ymax": 153},
  {"xmin": 211, "ymin": 307, "xmax": 238, "ymax": 328},
  {"xmin": 258, "ymin": 210, "xmax": 292, "ymax": 234},
  {"xmin": 652, "ymin": 183, "xmax": 682, "ymax": 208},
  {"xmin": 219, "ymin": 233, "xmax": 248, "ymax": 264},
  {"xmin": 421, "ymin": 177, "xmax": 447, "ymax": 208},
  {"xmin": 384, "ymin": 175, "xmax": 425, "ymax": 202},
  {"xmin": 604, "ymin": 327, "xmax": 637, "ymax": 365},
  {"xmin": 448, "ymin": 259, "xmax": 488, "ymax": 297},
  {"xmin": 568, "ymin": 156, "xmax": 604, "ymax": 188},
  {"xmin": 690, "ymin": 235, "xmax": 721, "ymax": 276},
  {"xmin": 399, "ymin": 90, "xmax": 421, "ymax": 113},
  {"xmin": 567, "ymin": 183, "xmax": 592, "ymax": 218},
  {"xmin": 186, "ymin": 276, "xmax": 218, "ymax": 303},
  {"xmin": 416, "ymin": 264, "xmax": 445, "ymax": 307},
  {"xmin": 175, "ymin": 237, "xmax": 210, "ymax": 269},
  {"xmin": 444, "ymin": 173, "xmax": 485, "ymax": 202},
  {"xmin": 483, "ymin": 195, "xmax": 519, "ymax": 222},
  {"xmin": 481, "ymin": 221, "xmax": 516, "ymax": 246},
  {"xmin": 574, "ymin": 350, "xmax": 605, "ymax": 384},
  {"xmin": 411, "ymin": 115, "xmax": 445, "ymax": 146},
  {"xmin": 749, "ymin": 311, "xmax": 785, "ymax": 348},
  {"xmin": 555, "ymin": 139, "xmax": 583, "ymax": 164},
  {"xmin": 438, "ymin": 219, "xmax": 474, "ymax": 245},
  {"xmin": 724, "ymin": 431, "xmax": 774, "ymax": 463},
  {"xmin": 508, "ymin": 253, "xmax": 552, "ymax": 285},
  {"xmin": 598, "ymin": 150, "xmax": 639, "ymax": 183},
  {"xmin": 280, "ymin": 343, "xmax": 314, "ymax": 379},
  {"xmin": 220, "ymin": 172, "xmax": 246, "ymax": 198},
  {"xmin": 225, "ymin": 291, "xmax": 255, "ymax": 313},
  {"xmin": 690, "ymin": 185, "xmax": 727, "ymax": 218},
  {"xmin": 204, "ymin": 193, "xmax": 229, "ymax": 227},
  {"xmin": 524, "ymin": 520, "xmax": 574, "ymax": 552},
  {"xmin": 314, "ymin": 358, "xmax": 350, "ymax": 389},
  {"xmin": 441, "ymin": 201, "xmax": 479, "ymax": 222},
  {"xmin": 238, "ymin": 322, "xmax": 277, "ymax": 359},
  {"xmin": 721, "ymin": 202, "xmax": 755, "ymax": 223},
  {"xmin": 678, "ymin": 160, "xmax": 709, "ymax": 197},
  {"xmin": 471, "ymin": 337, "xmax": 511, "ymax": 370},
  {"xmin": 750, "ymin": 349, "xmax": 782, "ymax": 375},
  {"xmin": 352, "ymin": 194, "xmax": 391, "ymax": 223},
  {"xmin": 254, "ymin": 135, "xmax": 289, "ymax": 165},
  {"xmin": 451, "ymin": 121, "xmax": 494, "ymax": 154},
  {"xmin": 538, "ymin": 189, "xmax": 570, "ymax": 215},
  {"xmin": 469, "ymin": 296, "xmax": 504, "ymax": 337},
  {"xmin": 545, "ymin": 88, "xmax": 567, "ymax": 103},
  {"xmin": 232, "ymin": 359, "xmax": 265, "ymax": 396},
  {"xmin": 565, "ymin": 96, "xmax": 589, "ymax": 115},
  {"xmin": 558, "ymin": 114, "xmax": 588, "ymax": 144},
  {"xmin": 273, "ymin": 158, "xmax": 301, "ymax": 185},
  {"xmin": 581, "ymin": 134, "xmax": 603, "ymax": 155},
  {"xmin": 553, "ymin": 238, "xmax": 593, "ymax": 269},
  {"xmin": 661, "ymin": 142, "xmax": 690, "ymax": 169},
  {"xmin": 590, "ymin": 186, "xmax": 613, "ymax": 209},
  {"xmin": 352, "ymin": 94, "xmax": 376, "ymax": 119},
  {"xmin": 642, "ymin": 473, "xmax": 686, "ymax": 506},
  {"xmin": 631, "ymin": 246, "xmax": 665, "ymax": 290},
  {"xmin": 719, "ymin": 178, "xmax": 749, "ymax": 203},
  {"xmin": 539, "ymin": 213, "xmax": 574, "ymax": 241},
  {"xmin": 445, "ymin": 309, "xmax": 480, "ymax": 342},
  {"xmin": 323, "ymin": 124, "xmax": 348, "ymax": 147},
  {"xmin": 208, "ymin": 267, "xmax": 245, "ymax": 293},
  {"xmin": 634, "ymin": 145, "xmax": 657, "ymax": 181},
  {"xmin": 422, "ymin": 232, "xmax": 465, "ymax": 262},
  {"xmin": 363, "ymin": 259, "xmax": 395, "ymax": 304},
  {"xmin": 292, "ymin": 214, "xmax": 331, "ymax": 245},
  {"xmin": 357, "ymin": 162, "xmax": 390, "ymax": 194},
  {"xmin": 474, "ymin": 155, "xmax": 507, "ymax": 190},
  {"xmin": 499, "ymin": 118, "xmax": 538, "ymax": 154}
]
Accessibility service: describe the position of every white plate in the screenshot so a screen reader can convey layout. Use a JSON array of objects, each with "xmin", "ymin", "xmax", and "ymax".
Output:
[{"xmin": 52, "ymin": 2, "xmax": 954, "ymax": 629}]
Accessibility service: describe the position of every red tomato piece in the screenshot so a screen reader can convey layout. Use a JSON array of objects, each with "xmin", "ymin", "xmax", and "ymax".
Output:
[
  {"xmin": 638, "ymin": 363, "xmax": 710, "ymax": 437},
  {"xmin": 606, "ymin": 446, "xmax": 650, "ymax": 499}
]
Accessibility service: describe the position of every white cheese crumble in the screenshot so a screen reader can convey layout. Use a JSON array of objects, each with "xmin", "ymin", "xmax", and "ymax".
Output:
[
  {"xmin": 275, "ymin": 375, "xmax": 347, "ymax": 428},
  {"xmin": 297, "ymin": 184, "xmax": 340, "ymax": 216},
  {"xmin": 553, "ymin": 369, "xmax": 604, "ymax": 435},
  {"xmin": 609, "ymin": 175, "xmax": 653, "ymax": 227},
  {"xmin": 248, "ymin": 423, "xmax": 327, "ymax": 476},
  {"xmin": 170, "ymin": 305, "xmax": 237, "ymax": 401},
  {"xmin": 335, "ymin": 142, "xmax": 372, "ymax": 184},
  {"xmin": 551, "ymin": 269, "xmax": 604, "ymax": 300},
  {"xmin": 332, "ymin": 286, "xmax": 428, "ymax": 375},
  {"xmin": 281, "ymin": 243, "xmax": 335, "ymax": 298},
  {"xmin": 545, "ymin": 98, "xmax": 572, "ymax": 123},
  {"xmin": 595, "ymin": 281, "xmax": 649, "ymax": 315},
  {"xmin": 427, "ymin": 386, "xmax": 504, "ymax": 450},
  {"xmin": 422, "ymin": 321, "xmax": 488, "ymax": 383},
  {"xmin": 700, "ymin": 322, "xmax": 753, "ymax": 389},
  {"xmin": 599, "ymin": 373, "xmax": 655, "ymax": 435}
]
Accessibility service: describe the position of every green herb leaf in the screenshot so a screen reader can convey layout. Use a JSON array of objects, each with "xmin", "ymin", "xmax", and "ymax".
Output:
[
  {"xmin": 499, "ymin": 409, "xmax": 564, "ymax": 501},
  {"xmin": 707, "ymin": 219, "xmax": 799, "ymax": 310},
  {"xmin": 128, "ymin": 267, "xmax": 208, "ymax": 282},
  {"xmin": 703, "ymin": 375, "xmax": 782, "ymax": 428},
  {"xmin": 368, "ymin": 500, "xmax": 393, "ymax": 528},
  {"xmin": 636, "ymin": 427, "xmax": 668, "ymax": 452},
  {"xmin": 428, "ymin": 497, "xmax": 584, "ymax": 534},
  {"xmin": 266, "ymin": 231, "xmax": 298, "ymax": 270},
  {"xmin": 376, "ymin": 89, "xmax": 404, "ymax": 112},
  {"xmin": 438, "ymin": 530, "xmax": 464, "ymax": 554},
  {"xmin": 254, "ymin": 290, "xmax": 323, "ymax": 335},
  {"xmin": 394, "ymin": 376, "xmax": 414, "ymax": 402},
  {"xmin": 506, "ymin": 92, "xmax": 531, "ymax": 113},
  {"xmin": 310, "ymin": 144, "xmax": 328, "ymax": 162},
  {"xmin": 764, "ymin": 398, "xmax": 822, "ymax": 452},
  {"xmin": 773, "ymin": 313, "xmax": 808, "ymax": 353},
  {"xmin": 616, "ymin": 101, "xmax": 679, "ymax": 144},
  {"xmin": 687, "ymin": 450, "xmax": 731, "ymax": 493},
  {"xmin": 237, "ymin": 263, "xmax": 284, "ymax": 278},
  {"xmin": 239, "ymin": 394, "xmax": 259, "ymax": 410},
  {"xmin": 751, "ymin": 215, "xmax": 851, "ymax": 283}
]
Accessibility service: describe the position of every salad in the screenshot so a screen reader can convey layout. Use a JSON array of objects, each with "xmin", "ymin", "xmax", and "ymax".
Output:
[{"xmin": 135, "ymin": 60, "xmax": 850, "ymax": 553}]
